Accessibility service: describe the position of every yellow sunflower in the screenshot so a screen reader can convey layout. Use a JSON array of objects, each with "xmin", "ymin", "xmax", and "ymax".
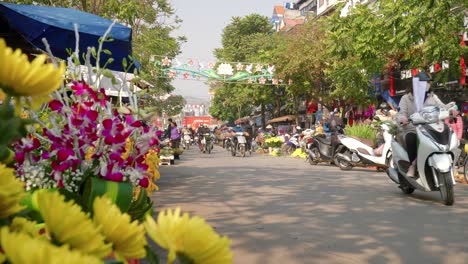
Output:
[
  {"xmin": 0, "ymin": 38, "xmax": 65, "ymax": 97},
  {"xmin": 144, "ymin": 208, "xmax": 233, "ymax": 264},
  {"xmin": 36, "ymin": 191, "xmax": 112, "ymax": 258},
  {"xmin": 93, "ymin": 195, "xmax": 147, "ymax": 259},
  {"xmin": 0, "ymin": 164, "xmax": 25, "ymax": 218},
  {"xmin": 0, "ymin": 227, "xmax": 102, "ymax": 264},
  {"xmin": 10, "ymin": 217, "xmax": 41, "ymax": 238}
]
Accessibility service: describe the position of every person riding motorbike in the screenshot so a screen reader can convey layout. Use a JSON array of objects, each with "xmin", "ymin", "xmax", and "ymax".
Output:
[
  {"xmin": 396, "ymin": 71, "xmax": 455, "ymax": 177},
  {"xmin": 197, "ymin": 124, "xmax": 211, "ymax": 150},
  {"xmin": 329, "ymin": 108, "xmax": 344, "ymax": 133}
]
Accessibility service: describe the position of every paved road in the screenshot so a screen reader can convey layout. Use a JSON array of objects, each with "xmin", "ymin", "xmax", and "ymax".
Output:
[{"xmin": 152, "ymin": 146, "xmax": 468, "ymax": 264}]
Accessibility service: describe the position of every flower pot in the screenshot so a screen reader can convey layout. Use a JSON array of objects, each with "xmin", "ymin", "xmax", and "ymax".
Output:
[{"xmin": 83, "ymin": 177, "xmax": 133, "ymax": 213}]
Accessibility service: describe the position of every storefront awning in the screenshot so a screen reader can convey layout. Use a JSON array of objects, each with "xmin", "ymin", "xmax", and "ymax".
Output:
[
  {"xmin": 0, "ymin": 2, "xmax": 139, "ymax": 72},
  {"xmin": 268, "ymin": 115, "xmax": 296, "ymax": 124}
]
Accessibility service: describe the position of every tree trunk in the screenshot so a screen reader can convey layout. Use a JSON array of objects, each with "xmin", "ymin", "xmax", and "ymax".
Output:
[
  {"xmin": 80, "ymin": 0, "xmax": 87, "ymax": 12},
  {"xmin": 294, "ymin": 96, "xmax": 299, "ymax": 126},
  {"xmin": 261, "ymin": 103, "xmax": 266, "ymax": 129}
]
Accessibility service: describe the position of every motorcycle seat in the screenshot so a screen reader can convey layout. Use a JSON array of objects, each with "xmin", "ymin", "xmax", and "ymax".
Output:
[{"xmin": 315, "ymin": 136, "xmax": 331, "ymax": 145}]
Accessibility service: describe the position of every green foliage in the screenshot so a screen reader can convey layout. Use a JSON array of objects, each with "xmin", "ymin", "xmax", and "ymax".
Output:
[
  {"xmin": 209, "ymin": 83, "xmax": 252, "ymax": 121},
  {"xmin": 211, "ymin": 14, "xmax": 276, "ymax": 121},
  {"xmin": 0, "ymin": 98, "xmax": 32, "ymax": 149},
  {"xmin": 145, "ymin": 94, "xmax": 186, "ymax": 117},
  {"xmin": 344, "ymin": 124, "xmax": 377, "ymax": 143},
  {"xmin": 215, "ymin": 14, "xmax": 273, "ymax": 62},
  {"xmin": 325, "ymin": 0, "xmax": 467, "ymax": 99}
]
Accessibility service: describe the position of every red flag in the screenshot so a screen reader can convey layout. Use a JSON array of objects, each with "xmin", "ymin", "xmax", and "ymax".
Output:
[{"xmin": 460, "ymin": 34, "xmax": 466, "ymax": 85}]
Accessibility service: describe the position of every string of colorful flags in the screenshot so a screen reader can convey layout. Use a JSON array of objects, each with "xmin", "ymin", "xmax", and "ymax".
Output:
[{"xmin": 149, "ymin": 55, "xmax": 293, "ymax": 86}]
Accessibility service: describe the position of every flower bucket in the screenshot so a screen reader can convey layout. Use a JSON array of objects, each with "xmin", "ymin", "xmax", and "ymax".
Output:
[{"xmin": 83, "ymin": 177, "xmax": 133, "ymax": 213}]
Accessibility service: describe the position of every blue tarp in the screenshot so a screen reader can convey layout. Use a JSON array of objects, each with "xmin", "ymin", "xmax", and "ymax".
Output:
[{"xmin": 0, "ymin": 2, "xmax": 139, "ymax": 72}]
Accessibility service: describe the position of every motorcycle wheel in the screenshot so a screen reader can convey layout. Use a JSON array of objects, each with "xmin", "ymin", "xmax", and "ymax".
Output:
[
  {"xmin": 186, "ymin": 143, "xmax": 189, "ymax": 150},
  {"xmin": 308, "ymin": 147, "xmax": 320, "ymax": 165},
  {"xmin": 385, "ymin": 153, "xmax": 393, "ymax": 178},
  {"xmin": 239, "ymin": 144, "xmax": 246, "ymax": 157},
  {"xmin": 334, "ymin": 150, "xmax": 353, "ymax": 171},
  {"xmin": 438, "ymin": 171, "xmax": 454, "ymax": 206},
  {"xmin": 207, "ymin": 143, "xmax": 211, "ymax": 154},
  {"xmin": 464, "ymin": 156, "xmax": 468, "ymax": 183},
  {"xmin": 231, "ymin": 146, "xmax": 236, "ymax": 157}
]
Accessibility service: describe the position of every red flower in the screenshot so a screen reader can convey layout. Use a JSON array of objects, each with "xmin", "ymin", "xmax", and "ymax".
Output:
[
  {"xmin": 139, "ymin": 177, "xmax": 149, "ymax": 188},
  {"xmin": 49, "ymin": 100, "xmax": 64, "ymax": 112}
]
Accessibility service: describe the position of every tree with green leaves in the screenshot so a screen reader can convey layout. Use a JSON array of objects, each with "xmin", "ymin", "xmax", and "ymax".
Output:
[
  {"xmin": 143, "ymin": 94, "xmax": 185, "ymax": 118},
  {"xmin": 211, "ymin": 14, "xmax": 279, "ymax": 126},
  {"xmin": 325, "ymin": 0, "xmax": 467, "ymax": 101},
  {"xmin": 273, "ymin": 19, "xmax": 329, "ymax": 123}
]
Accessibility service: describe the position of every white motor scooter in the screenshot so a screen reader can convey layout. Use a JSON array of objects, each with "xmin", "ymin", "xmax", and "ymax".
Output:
[
  {"xmin": 335, "ymin": 121, "xmax": 393, "ymax": 170},
  {"xmin": 387, "ymin": 106, "xmax": 459, "ymax": 206}
]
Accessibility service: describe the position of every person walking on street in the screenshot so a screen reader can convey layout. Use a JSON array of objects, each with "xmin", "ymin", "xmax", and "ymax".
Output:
[
  {"xmin": 170, "ymin": 121, "xmax": 181, "ymax": 159},
  {"xmin": 164, "ymin": 118, "xmax": 173, "ymax": 139}
]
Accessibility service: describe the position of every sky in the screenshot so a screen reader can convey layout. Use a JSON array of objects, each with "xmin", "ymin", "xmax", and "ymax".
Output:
[{"xmin": 169, "ymin": 0, "xmax": 281, "ymax": 102}]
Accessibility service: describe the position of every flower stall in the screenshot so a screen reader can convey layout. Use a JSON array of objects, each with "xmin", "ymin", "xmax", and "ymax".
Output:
[{"xmin": 0, "ymin": 34, "xmax": 233, "ymax": 263}]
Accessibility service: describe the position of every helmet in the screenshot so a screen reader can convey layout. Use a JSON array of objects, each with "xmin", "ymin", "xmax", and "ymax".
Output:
[
  {"xmin": 266, "ymin": 124, "xmax": 273, "ymax": 129},
  {"xmin": 296, "ymin": 126, "xmax": 301, "ymax": 130}
]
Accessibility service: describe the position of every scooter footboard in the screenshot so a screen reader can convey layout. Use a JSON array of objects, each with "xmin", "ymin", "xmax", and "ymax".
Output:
[{"xmin": 428, "ymin": 153, "xmax": 452, "ymax": 173}]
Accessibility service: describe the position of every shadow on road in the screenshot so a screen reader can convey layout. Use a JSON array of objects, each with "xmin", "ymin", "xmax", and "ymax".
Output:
[{"xmin": 152, "ymin": 147, "xmax": 468, "ymax": 264}]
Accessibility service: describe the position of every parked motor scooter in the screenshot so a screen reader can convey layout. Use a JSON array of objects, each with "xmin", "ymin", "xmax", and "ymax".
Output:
[
  {"xmin": 281, "ymin": 133, "xmax": 301, "ymax": 155},
  {"xmin": 334, "ymin": 120, "xmax": 393, "ymax": 171},
  {"xmin": 224, "ymin": 136, "xmax": 234, "ymax": 151},
  {"xmin": 387, "ymin": 106, "xmax": 459, "ymax": 206},
  {"xmin": 306, "ymin": 127, "xmax": 344, "ymax": 166}
]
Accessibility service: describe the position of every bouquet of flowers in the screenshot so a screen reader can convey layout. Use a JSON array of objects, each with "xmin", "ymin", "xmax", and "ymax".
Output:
[
  {"xmin": 0, "ymin": 36, "xmax": 234, "ymax": 263},
  {"xmin": 14, "ymin": 81, "xmax": 159, "ymax": 193},
  {"xmin": 264, "ymin": 137, "xmax": 284, "ymax": 148}
]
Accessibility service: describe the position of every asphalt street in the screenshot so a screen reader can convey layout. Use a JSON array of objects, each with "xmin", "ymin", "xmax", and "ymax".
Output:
[{"xmin": 153, "ymin": 146, "xmax": 468, "ymax": 264}]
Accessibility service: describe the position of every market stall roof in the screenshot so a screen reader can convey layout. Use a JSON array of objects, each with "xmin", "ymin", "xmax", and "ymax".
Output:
[
  {"xmin": 0, "ymin": 2, "xmax": 139, "ymax": 72},
  {"xmin": 268, "ymin": 115, "xmax": 296, "ymax": 124}
]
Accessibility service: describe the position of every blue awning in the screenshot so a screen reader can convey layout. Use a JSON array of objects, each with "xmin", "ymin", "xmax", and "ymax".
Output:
[{"xmin": 0, "ymin": 2, "xmax": 139, "ymax": 72}]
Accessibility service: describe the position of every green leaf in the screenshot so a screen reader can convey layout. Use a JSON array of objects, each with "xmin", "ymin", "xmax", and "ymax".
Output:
[
  {"xmin": 103, "ymin": 49, "xmax": 112, "ymax": 55},
  {"xmin": 102, "ymin": 69, "xmax": 114, "ymax": 79},
  {"xmin": 122, "ymin": 58, "xmax": 128, "ymax": 69},
  {"xmin": 144, "ymin": 245, "xmax": 160, "ymax": 264},
  {"xmin": 90, "ymin": 47, "xmax": 97, "ymax": 58}
]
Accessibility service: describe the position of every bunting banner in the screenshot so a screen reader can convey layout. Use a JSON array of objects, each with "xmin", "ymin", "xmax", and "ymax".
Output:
[{"xmin": 150, "ymin": 55, "xmax": 292, "ymax": 86}]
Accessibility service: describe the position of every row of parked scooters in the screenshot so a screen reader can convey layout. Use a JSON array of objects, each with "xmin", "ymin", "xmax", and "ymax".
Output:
[{"xmin": 285, "ymin": 106, "xmax": 467, "ymax": 206}]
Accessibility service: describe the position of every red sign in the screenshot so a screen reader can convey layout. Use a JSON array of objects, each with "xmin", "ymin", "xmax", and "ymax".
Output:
[{"xmin": 183, "ymin": 116, "xmax": 212, "ymax": 129}]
